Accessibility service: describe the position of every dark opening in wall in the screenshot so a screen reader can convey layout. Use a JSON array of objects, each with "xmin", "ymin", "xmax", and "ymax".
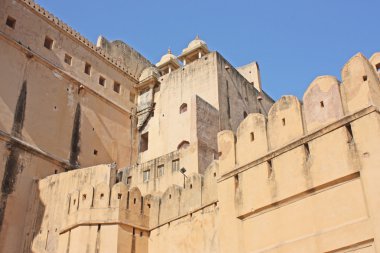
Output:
[
  {"xmin": 147, "ymin": 203, "xmax": 151, "ymax": 208},
  {"xmin": 169, "ymin": 194, "xmax": 172, "ymax": 199},
  {"xmin": 234, "ymin": 174, "xmax": 239, "ymax": 189},
  {"xmin": 179, "ymin": 103, "xmax": 187, "ymax": 113},
  {"xmin": 93, "ymin": 149, "xmax": 98, "ymax": 155},
  {"xmin": 113, "ymin": 81, "xmax": 121, "ymax": 93},
  {"xmin": 177, "ymin": 140, "xmax": 190, "ymax": 150},
  {"xmin": 345, "ymin": 124, "xmax": 354, "ymax": 143},
  {"xmin": 99, "ymin": 76, "xmax": 106, "ymax": 86},
  {"xmin": 250, "ymin": 132, "xmax": 255, "ymax": 142},
  {"xmin": 44, "ymin": 36, "xmax": 54, "ymax": 50},
  {"xmin": 282, "ymin": 118, "xmax": 286, "ymax": 126},
  {"xmin": 100, "ymin": 193, "xmax": 104, "ymax": 199},
  {"xmin": 64, "ymin": 54, "xmax": 72, "ymax": 65},
  {"xmin": 82, "ymin": 194, "xmax": 86, "ymax": 201},
  {"xmin": 6, "ymin": 16, "xmax": 16, "ymax": 29},
  {"xmin": 363, "ymin": 75, "xmax": 368, "ymax": 82},
  {"xmin": 118, "ymin": 193, "xmax": 122, "ymax": 200},
  {"xmin": 304, "ymin": 143, "xmax": 310, "ymax": 160},
  {"xmin": 320, "ymin": 101, "xmax": 324, "ymax": 108},
  {"xmin": 376, "ymin": 63, "xmax": 380, "ymax": 72},
  {"xmin": 127, "ymin": 176, "xmax": 132, "ymax": 185},
  {"xmin": 140, "ymin": 132, "xmax": 149, "ymax": 152},
  {"xmin": 84, "ymin": 63, "xmax": 91, "ymax": 75},
  {"xmin": 140, "ymin": 231, "xmax": 143, "ymax": 237},
  {"xmin": 133, "ymin": 198, "xmax": 136, "ymax": 204},
  {"xmin": 243, "ymin": 111, "xmax": 248, "ymax": 118},
  {"xmin": 267, "ymin": 159, "xmax": 273, "ymax": 178}
]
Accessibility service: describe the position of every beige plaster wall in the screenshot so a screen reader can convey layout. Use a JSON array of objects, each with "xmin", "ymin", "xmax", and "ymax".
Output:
[{"xmin": 217, "ymin": 52, "xmax": 380, "ymax": 253}]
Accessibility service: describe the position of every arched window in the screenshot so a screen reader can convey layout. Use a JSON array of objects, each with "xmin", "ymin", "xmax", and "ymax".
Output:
[
  {"xmin": 177, "ymin": 140, "xmax": 190, "ymax": 150},
  {"xmin": 179, "ymin": 103, "xmax": 187, "ymax": 114}
]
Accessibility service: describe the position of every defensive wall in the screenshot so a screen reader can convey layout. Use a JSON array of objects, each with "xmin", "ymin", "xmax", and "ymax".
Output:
[
  {"xmin": 217, "ymin": 52, "xmax": 380, "ymax": 253},
  {"xmin": 27, "ymin": 52, "xmax": 380, "ymax": 253}
]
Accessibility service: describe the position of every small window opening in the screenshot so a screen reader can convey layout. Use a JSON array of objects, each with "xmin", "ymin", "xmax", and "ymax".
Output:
[
  {"xmin": 54, "ymin": 170, "xmax": 58, "ymax": 174},
  {"xmin": 376, "ymin": 63, "xmax": 380, "ymax": 72},
  {"xmin": 213, "ymin": 172, "xmax": 216, "ymax": 177},
  {"xmin": 143, "ymin": 170, "xmax": 150, "ymax": 183},
  {"xmin": 84, "ymin": 63, "xmax": 91, "ymax": 75},
  {"xmin": 140, "ymin": 231, "xmax": 143, "ymax": 237},
  {"xmin": 346, "ymin": 124, "xmax": 354, "ymax": 143},
  {"xmin": 147, "ymin": 203, "xmax": 151, "ymax": 208},
  {"xmin": 64, "ymin": 54, "xmax": 72, "ymax": 65},
  {"xmin": 44, "ymin": 36, "xmax": 54, "ymax": 50},
  {"xmin": 304, "ymin": 143, "xmax": 310, "ymax": 160},
  {"xmin": 363, "ymin": 75, "xmax": 368, "ymax": 82},
  {"xmin": 127, "ymin": 176, "xmax": 132, "ymax": 185},
  {"xmin": 169, "ymin": 194, "xmax": 172, "ymax": 199},
  {"xmin": 118, "ymin": 193, "xmax": 122, "ymax": 200},
  {"xmin": 6, "ymin": 16, "xmax": 16, "ymax": 29},
  {"xmin": 73, "ymin": 199, "xmax": 76, "ymax": 205},
  {"xmin": 172, "ymin": 159, "xmax": 180, "ymax": 172},
  {"xmin": 250, "ymin": 132, "xmax": 255, "ymax": 142},
  {"xmin": 158, "ymin": 164, "xmax": 165, "ymax": 177},
  {"xmin": 82, "ymin": 194, "xmax": 87, "ymax": 201},
  {"xmin": 133, "ymin": 198, "xmax": 136, "ymax": 204},
  {"xmin": 140, "ymin": 132, "xmax": 149, "ymax": 152},
  {"xmin": 113, "ymin": 81, "xmax": 121, "ymax": 93},
  {"xmin": 282, "ymin": 118, "xmax": 286, "ymax": 126},
  {"xmin": 93, "ymin": 149, "xmax": 98, "ymax": 155},
  {"xmin": 99, "ymin": 76, "xmax": 106, "ymax": 86},
  {"xmin": 180, "ymin": 103, "xmax": 188, "ymax": 113},
  {"xmin": 243, "ymin": 111, "xmax": 248, "ymax": 118},
  {"xmin": 190, "ymin": 213, "xmax": 193, "ymax": 218},
  {"xmin": 320, "ymin": 101, "xmax": 324, "ymax": 108},
  {"xmin": 100, "ymin": 193, "xmax": 104, "ymax": 199},
  {"xmin": 190, "ymin": 184, "xmax": 193, "ymax": 189},
  {"xmin": 133, "ymin": 228, "xmax": 136, "ymax": 237}
]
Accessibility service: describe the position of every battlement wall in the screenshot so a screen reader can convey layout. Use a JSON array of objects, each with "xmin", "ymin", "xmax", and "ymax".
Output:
[{"xmin": 217, "ymin": 52, "xmax": 380, "ymax": 253}]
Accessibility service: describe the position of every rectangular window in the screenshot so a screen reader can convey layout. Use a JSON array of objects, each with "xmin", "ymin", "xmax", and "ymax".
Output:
[
  {"xmin": 143, "ymin": 170, "xmax": 150, "ymax": 183},
  {"xmin": 140, "ymin": 132, "xmax": 149, "ymax": 152},
  {"xmin": 126, "ymin": 176, "xmax": 132, "ymax": 185},
  {"xmin": 113, "ymin": 81, "xmax": 121, "ymax": 93},
  {"xmin": 158, "ymin": 164, "xmax": 165, "ymax": 177},
  {"xmin": 44, "ymin": 36, "xmax": 54, "ymax": 50},
  {"xmin": 84, "ymin": 63, "xmax": 91, "ymax": 75},
  {"xmin": 6, "ymin": 16, "xmax": 16, "ymax": 29},
  {"xmin": 64, "ymin": 54, "xmax": 72, "ymax": 65},
  {"xmin": 172, "ymin": 159, "xmax": 180, "ymax": 172},
  {"xmin": 99, "ymin": 76, "xmax": 106, "ymax": 86}
]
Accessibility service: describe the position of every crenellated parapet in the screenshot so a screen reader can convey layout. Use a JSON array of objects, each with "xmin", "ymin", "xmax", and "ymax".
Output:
[
  {"xmin": 217, "ymin": 52, "xmax": 380, "ymax": 219},
  {"xmin": 61, "ymin": 160, "xmax": 219, "ymax": 232},
  {"xmin": 62, "ymin": 182, "xmax": 150, "ymax": 232}
]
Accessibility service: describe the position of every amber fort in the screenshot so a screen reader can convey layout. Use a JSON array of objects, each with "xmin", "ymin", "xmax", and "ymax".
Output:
[{"xmin": 1, "ymin": 0, "xmax": 380, "ymax": 252}]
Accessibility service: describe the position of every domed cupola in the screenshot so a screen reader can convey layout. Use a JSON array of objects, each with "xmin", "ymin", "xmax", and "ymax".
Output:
[
  {"xmin": 156, "ymin": 48, "xmax": 181, "ymax": 75},
  {"xmin": 178, "ymin": 35, "xmax": 210, "ymax": 65},
  {"xmin": 137, "ymin": 66, "xmax": 161, "ymax": 90}
]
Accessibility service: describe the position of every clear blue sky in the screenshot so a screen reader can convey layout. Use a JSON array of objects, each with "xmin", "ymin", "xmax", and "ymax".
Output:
[{"xmin": 36, "ymin": 0, "xmax": 380, "ymax": 100}]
